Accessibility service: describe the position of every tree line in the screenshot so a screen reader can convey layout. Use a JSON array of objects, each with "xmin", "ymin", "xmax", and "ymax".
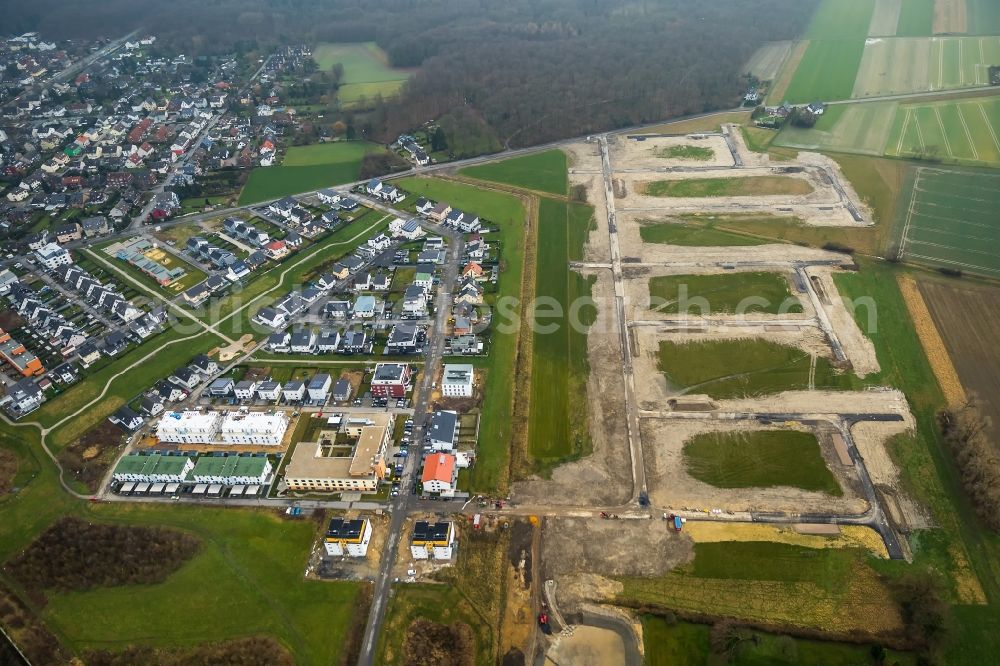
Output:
[{"xmin": 4, "ymin": 0, "xmax": 817, "ymax": 148}]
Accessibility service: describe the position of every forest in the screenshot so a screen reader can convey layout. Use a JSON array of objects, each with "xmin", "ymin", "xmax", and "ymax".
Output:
[{"xmin": 2, "ymin": 0, "xmax": 817, "ymax": 146}]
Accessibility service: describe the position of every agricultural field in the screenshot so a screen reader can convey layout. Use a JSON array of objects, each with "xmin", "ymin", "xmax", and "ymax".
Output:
[
  {"xmin": 918, "ymin": 278, "xmax": 1000, "ymax": 443},
  {"xmin": 782, "ymin": 40, "xmax": 867, "ymax": 103},
  {"xmin": 528, "ymin": 199, "xmax": 595, "ymax": 466},
  {"xmin": 774, "ymin": 102, "xmax": 897, "ymax": 155},
  {"xmin": 853, "ymin": 36, "xmax": 1000, "ymax": 98},
  {"xmin": 642, "ymin": 616, "xmax": 915, "ymax": 666},
  {"xmin": 647, "ymin": 272, "xmax": 803, "ymax": 315},
  {"xmin": 743, "ymin": 41, "xmax": 793, "ymax": 82},
  {"xmin": 460, "ymin": 150, "xmax": 568, "ymax": 196},
  {"xmin": 967, "ymin": 0, "xmax": 1000, "ymax": 35},
  {"xmin": 312, "ymin": 42, "xmax": 411, "ymax": 107},
  {"xmin": 896, "ymin": 0, "xmax": 935, "ymax": 36},
  {"xmin": 806, "ymin": 0, "xmax": 876, "ymax": 40},
  {"xmin": 396, "ymin": 177, "xmax": 527, "ymax": 492},
  {"xmin": 898, "ymin": 167, "xmax": 1000, "ymax": 276},
  {"xmin": 885, "ymin": 96, "xmax": 1000, "ymax": 165},
  {"xmin": 869, "ymin": 0, "xmax": 934, "ymax": 37},
  {"xmin": 683, "ymin": 430, "xmax": 842, "ymax": 494},
  {"xmin": 868, "ymin": 0, "xmax": 903, "ymax": 36},
  {"xmin": 657, "ymin": 339, "xmax": 859, "ymax": 399},
  {"xmin": 641, "ymin": 176, "xmax": 813, "ymax": 198},
  {"xmin": 238, "ymin": 141, "xmax": 385, "ymax": 204}
]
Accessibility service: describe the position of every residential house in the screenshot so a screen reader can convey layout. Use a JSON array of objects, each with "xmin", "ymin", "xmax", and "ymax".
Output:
[
  {"xmin": 441, "ymin": 364, "xmax": 474, "ymax": 398},
  {"xmin": 371, "ymin": 363, "xmax": 411, "ymax": 397},
  {"xmin": 428, "ymin": 410, "xmax": 459, "ymax": 451}
]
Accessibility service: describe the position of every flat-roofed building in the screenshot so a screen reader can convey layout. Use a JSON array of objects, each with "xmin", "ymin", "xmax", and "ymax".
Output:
[
  {"xmin": 324, "ymin": 517, "xmax": 372, "ymax": 557},
  {"xmin": 283, "ymin": 412, "xmax": 392, "ymax": 492},
  {"xmin": 189, "ymin": 455, "xmax": 272, "ymax": 485},
  {"xmin": 112, "ymin": 453, "xmax": 194, "ymax": 483},
  {"xmin": 156, "ymin": 410, "xmax": 223, "ymax": 444},
  {"xmin": 219, "ymin": 410, "xmax": 289, "ymax": 445},
  {"xmin": 410, "ymin": 521, "xmax": 455, "ymax": 560},
  {"xmin": 441, "ymin": 363, "xmax": 474, "ymax": 397},
  {"xmin": 370, "ymin": 362, "xmax": 411, "ymax": 397}
]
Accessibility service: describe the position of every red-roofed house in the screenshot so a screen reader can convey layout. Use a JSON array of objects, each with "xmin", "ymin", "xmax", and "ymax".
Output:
[
  {"xmin": 264, "ymin": 240, "xmax": 289, "ymax": 259},
  {"xmin": 421, "ymin": 453, "xmax": 457, "ymax": 497}
]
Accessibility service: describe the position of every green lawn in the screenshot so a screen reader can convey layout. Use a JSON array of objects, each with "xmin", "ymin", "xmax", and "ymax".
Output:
[
  {"xmin": 638, "ymin": 220, "xmax": 772, "ymax": 246},
  {"xmin": 36, "ymin": 330, "xmax": 221, "ymax": 449},
  {"xmin": 0, "ymin": 427, "xmax": 364, "ymax": 664},
  {"xmin": 647, "ymin": 272, "xmax": 803, "ymax": 315},
  {"xmin": 528, "ymin": 199, "xmax": 595, "ymax": 468},
  {"xmin": 643, "ymin": 176, "xmax": 812, "ymax": 198},
  {"xmin": 655, "ymin": 145, "xmax": 715, "ymax": 161},
  {"xmin": 312, "ymin": 42, "xmax": 411, "ymax": 107},
  {"xmin": 239, "ymin": 142, "xmax": 385, "ymax": 205},
  {"xmin": 783, "ymin": 40, "xmax": 866, "ymax": 103},
  {"xmin": 396, "ymin": 177, "xmax": 527, "ymax": 493},
  {"xmin": 683, "ymin": 430, "xmax": 842, "ymax": 495},
  {"xmin": 806, "ymin": 0, "xmax": 875, "ymax": 40},
  {"xmin": 641, "ymin": 616, "xmax": 914, "ymax": 666},
  {"xmin": 657, "ymin": 338, "xmax": 860, "ymax": 399},
  {"xmin": 895, "ymin": 0, "xmax": 934, "ymax": 36},
  {"xmin": 618, "ymin": 541, "xmax": 901, "ymax": 636},
  {"xmin": 459, "ymin": 150, "xmax": 568, "ymax": 196}
]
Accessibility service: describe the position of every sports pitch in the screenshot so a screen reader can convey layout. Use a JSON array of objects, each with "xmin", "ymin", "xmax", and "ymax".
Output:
[
  {"xmin": 853, "ymin": 36, "xmax": 1000, "ymax": 97},
  {"xmin": 899, "ymin": 168, "xmax": 1000, "ymax": 277}
]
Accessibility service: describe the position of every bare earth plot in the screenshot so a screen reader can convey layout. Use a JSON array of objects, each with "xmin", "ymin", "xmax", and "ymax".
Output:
[
  {"xmin": 609, "ymin": 134, "xmax": 735, "ymax": 170},
  {"xmin": 933, "ymin": 0, "xmax": 967, "ymax": 33},
  {"xmin": 899, "ymin": 167, "xmax": 1000, "ymax": 276},
  {"xmin": 919, "ymin": 278, "xmax": 1000, "ymax": 445},
  {"xmin": 743, "ymin": 41, "xmax": 794, "ymax": 81}
]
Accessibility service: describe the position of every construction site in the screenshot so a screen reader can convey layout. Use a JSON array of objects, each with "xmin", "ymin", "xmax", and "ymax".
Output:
[{"xmin": 523, "ymin": 123, "xmax": 929, "ymax": 661}]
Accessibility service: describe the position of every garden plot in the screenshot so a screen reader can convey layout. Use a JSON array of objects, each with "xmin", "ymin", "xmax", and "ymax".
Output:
[
  {"xmin": 639, "ymin": 419, "xmax": 867, "ymax": 515},
  {"xmin": 609, "ymin": 134, "xmax": 735, "ymax": 170}
]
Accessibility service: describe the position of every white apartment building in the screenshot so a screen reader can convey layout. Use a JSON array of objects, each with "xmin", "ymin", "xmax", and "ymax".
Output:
[
  {"xmin": 156, "ymin": 410, "xmax": 224, "ymax": 444},
  {"xmin": 441, "ymin": 364, "xmax": 474, "ymax": 397},
  {"xmin": 219, "ymin": 411, "xmax": 290, "ymax": 445},
  {"xmin": 35, "ymin": 242, "xmax": 73, "ymax": 269}
]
